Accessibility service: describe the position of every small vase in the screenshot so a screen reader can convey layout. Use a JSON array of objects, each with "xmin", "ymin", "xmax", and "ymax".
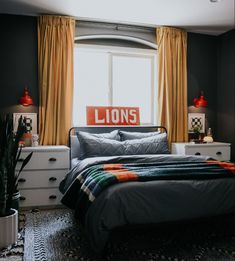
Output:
[
  {"xmin": 23, "ymin": 132, "xmax": 32, "ymax": 147},
  {"xmin": 192, "ymin": 133, "xmax": 200, "ymax": 141}
]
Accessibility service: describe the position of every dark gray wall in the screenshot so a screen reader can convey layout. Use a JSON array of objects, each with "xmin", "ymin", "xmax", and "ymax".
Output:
[
  {"xmin": 187, "ymin": 33, "xmax": 218, "ymax": 136},
  {"xmin": 0, "ymin": 15, "xmax": 234, "ymax": 161},
  {"xmin": 217, "ymin": 29, "xmax": 235, "ymax": 161},
  {"xmin": 0, "ymin": 14, "xmax": 38, "ymax": 116}
]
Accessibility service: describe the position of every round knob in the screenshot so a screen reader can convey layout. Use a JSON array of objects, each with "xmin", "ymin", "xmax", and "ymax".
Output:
[
  {"xmin": 49, "ymin": 195, "xmax": 57, "ymax": 200},
  {"xmin": 195, "ymin": 152, "xmax": 201, "ymax": 156},
  {"xmin": 49, "ymin": 158, "xmax": 57, "ymax": 162},
  {"xmin": 216, "ymin": 151, "xmax": 222, "ymax": 155},
  {"xmin": 20, "ymin": 196, "xmax": 26, "ymax": 201},
  {"xmin": 49, "ymin": 177, "xmax": 57, "ymax": 182},
  {"xmin": 18, "ymin": 178, "xmax": 26, "ymax": 183}
]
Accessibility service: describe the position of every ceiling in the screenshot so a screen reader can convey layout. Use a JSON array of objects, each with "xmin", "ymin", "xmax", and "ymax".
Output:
[{"xmin": 0, "ymin": 0, "xmax": 235, "ymax": 35}]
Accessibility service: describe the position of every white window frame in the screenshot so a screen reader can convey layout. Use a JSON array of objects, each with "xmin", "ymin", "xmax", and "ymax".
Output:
[{"xmin": 73, "ymin": 43, "xmax": 158, "ymax": 126}]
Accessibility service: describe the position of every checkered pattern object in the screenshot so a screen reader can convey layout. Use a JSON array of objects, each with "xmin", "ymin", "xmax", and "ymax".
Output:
[
  {"xmin": 190, "ymin": 117, "xmax": 202, "ymax": 130},
  {"xmin": 23, "ymin": 117, "xmax": 33, "ymax": 132}
]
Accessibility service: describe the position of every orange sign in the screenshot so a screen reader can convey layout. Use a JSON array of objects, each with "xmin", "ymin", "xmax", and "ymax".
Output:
[{"xmin": 87, "ymin": 106, "xmax": 140, "ymax": 126}]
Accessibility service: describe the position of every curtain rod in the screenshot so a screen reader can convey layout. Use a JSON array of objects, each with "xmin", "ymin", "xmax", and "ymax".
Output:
[
  {"xmin": 76, "ymin": 20, "xmax": 156, "ymax": 33},
  {"xmin": 74, "ymin": 35, "xmax": 157, "ymax": 49}
]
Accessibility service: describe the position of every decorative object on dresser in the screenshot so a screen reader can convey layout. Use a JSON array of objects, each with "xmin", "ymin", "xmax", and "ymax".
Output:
[
  {"xmin": 17, "ymin": 146, "xmax": 70, "ymax": 208},
  {"xmin": 13, "ymin": 113, "xmax": 37, "ymax": 134},
  {"xmin": 0, "ymin": 115, "xmax": 32, "ymax": 249},
  {"xmin": 203, "ymin": 128, "xmax": 214, "ymax": 143},
  {"xmin": 171, "ymin": 142, "xmax": 231, "ymax": 161},
  {"xmin": 188, "ymin": 113, "xmax": 205, "ymax": 134},
  {"xmin": 31, "ymin": 134, "xmax": 39, "ymax": 147},
  {"xmin": 13, "ymin": 113, "xmax": 38, "ymax": 147}
]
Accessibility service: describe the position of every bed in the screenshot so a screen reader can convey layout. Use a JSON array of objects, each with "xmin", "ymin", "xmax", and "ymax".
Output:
[{"xmin": 59, "ymin": 126, "xmax": 235, "ymax": 253}]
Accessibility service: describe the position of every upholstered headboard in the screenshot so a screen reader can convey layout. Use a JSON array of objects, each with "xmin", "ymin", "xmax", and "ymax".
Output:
[{"xmin": 69, "ymin": 126, "xmax": 167, "ymax": 163}]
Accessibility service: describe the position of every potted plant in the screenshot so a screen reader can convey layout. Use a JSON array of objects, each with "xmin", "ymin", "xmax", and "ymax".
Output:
[
  {"xmin": 0, "ymin": 114, "xmax": 32, "ymax": 249},
  {"xmin": 191, "ymin": 125, "xmax": 202, "ymax": 143}
]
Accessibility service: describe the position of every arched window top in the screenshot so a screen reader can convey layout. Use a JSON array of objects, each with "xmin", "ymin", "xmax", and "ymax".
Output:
[{"xmin": 74, "ymin": 34, "xmax": 157, "ymax": 49}]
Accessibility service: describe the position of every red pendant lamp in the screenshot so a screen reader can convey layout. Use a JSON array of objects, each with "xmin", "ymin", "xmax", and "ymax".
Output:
[
  {"xmin": 19, "ymin": 87, "xmax": 33, "ymax": 106},
  {"xmin": 193, "ymin": 91, "xmax": 207, "ymax": 108}
]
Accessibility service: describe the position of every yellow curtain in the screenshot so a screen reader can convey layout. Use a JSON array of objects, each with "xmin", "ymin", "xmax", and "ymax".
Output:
[
  {"xmin": 156, "ymin": 27, "xmax": 188, "ymax": 144},
  {"xmin": 38, "ymin": 16, "xmax": 75, "ymax": 145}
]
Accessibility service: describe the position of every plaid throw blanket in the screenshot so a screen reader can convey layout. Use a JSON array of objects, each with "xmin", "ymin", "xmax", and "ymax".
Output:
[{"xmin": 77, "ymin": 160, "xmax": 235, "ymax": 203}]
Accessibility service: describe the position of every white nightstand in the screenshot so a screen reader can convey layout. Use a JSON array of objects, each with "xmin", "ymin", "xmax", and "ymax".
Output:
[
  {"xmin": 16, "ymin": 145, "xmax": 70, "ymax": 208},
  {"xmin": 171, "ymin": 142, "xmax": 231, "ymax": 161}
]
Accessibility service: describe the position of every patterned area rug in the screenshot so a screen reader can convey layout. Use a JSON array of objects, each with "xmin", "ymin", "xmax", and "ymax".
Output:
[
  {"xmin": 1, "ymin": 209, "xmax": 235, "ymax": 261},
  {"xmin": 23, "ymin": 209, "xmax": 235, "ymax": 261}
]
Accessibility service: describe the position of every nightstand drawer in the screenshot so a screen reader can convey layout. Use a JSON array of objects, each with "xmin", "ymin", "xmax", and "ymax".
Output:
[
  {"xmin": 19, "ymin": 189, "xmax": 62, "ymax": 207},
  {"xmin": 18, "ymin": 170, "xmax": 67, "ymax": 189},
  {"xmin": 16, "ymin": 150, "xmax": 69, "ymax": 170},
  {"xmin": 172, "ymin": 142, "xmax": 231, "ymax": 161},
  {"xmin": 185, "ymin": 146, "xmax": 230, "ymax": 161},
  {"xmin": 17, "ymin": 145, "xmax": 69, "ymax": 208}
]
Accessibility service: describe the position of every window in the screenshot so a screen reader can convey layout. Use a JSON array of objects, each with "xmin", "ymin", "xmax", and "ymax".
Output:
[{"xmin": 73, "ymin": 44, "xmax": 157, "ymax": 126}]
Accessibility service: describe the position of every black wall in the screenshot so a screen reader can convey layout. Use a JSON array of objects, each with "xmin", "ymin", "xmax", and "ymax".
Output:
[
  {"xmin": 0, "ymin": 14, "xmax": 234, "ymax": 161},
  {"xmin": 0, "ymin": 16, "xmax": 218, "ymax": 127},
  {"xmin": 187, "ymin": 33, "xmax": 218, "ymax": 136},
  {"xmin": 0, "ymin": 14, "xmax": 38, "ymax": 116},
  {"xmin": 217, "ymin": 29, "xmax": 235, "ymax": 161}
]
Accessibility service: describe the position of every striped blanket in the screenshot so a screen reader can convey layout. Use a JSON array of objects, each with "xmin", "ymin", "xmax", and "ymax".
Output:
[
  {"xmin": 61, "ymin": 159, "xmax": 235, "ymax": 223},
  {"xmin": 76, "ymin": 160, "xmax": 235, "ymax": 203}
]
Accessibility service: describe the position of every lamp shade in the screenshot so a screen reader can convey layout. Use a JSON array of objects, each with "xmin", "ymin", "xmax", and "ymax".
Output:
[
  {"xmin": 19, "ymin": 87, "xmax": 33, "ymax": 106},
  {"xmin": 193, "ymin": 92, "xmax": 207, "ymax": 107}
]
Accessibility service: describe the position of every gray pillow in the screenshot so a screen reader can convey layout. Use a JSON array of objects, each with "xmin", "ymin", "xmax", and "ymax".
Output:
[
  {"xmin": 77, "ymin": 130, "xmax": 120, "ymax": 141},
  {"xmin": 124, "ymin": 133, "xmax": 169, "ymax": 155},
  {"xmin": 119, "ymin": 130, "xmax": 161, "ymax": 141},
  {"xmin": 78, "ymin": 132, "xmax": 169, "ymax": 159},
  {"xmin": 77, "ymin": 130, "xmax": 120, "ymax": 159}
]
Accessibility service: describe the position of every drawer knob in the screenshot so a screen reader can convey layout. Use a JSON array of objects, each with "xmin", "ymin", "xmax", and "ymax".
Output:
[
  {"xmin": 18, "ymin": 178, "xmax": 26, "ymax": 183},
  {"xmin": 20, "ymin": 196, "xmax": 26, "ymax": 201},
  {"xmin": 195, "ymin": 152, "xmax": 201, "ymax": 156},
  {"xmin": 216, "ymin": 151, "xmax": 222, "ymax": 155},
  {"xmin": 18, "ymin": 158, "xmax": 24, "ymax": 162},
  {"xmin": 49, "ymin": 158, "xmax": 57, "ymax": 162},
  {"xmin": 49, "ymin": 195, "xmax": 57, "ymax": 200},
  {"xmin": 49, "ymin": 177, "xmax": 57, "ymax": 182}
]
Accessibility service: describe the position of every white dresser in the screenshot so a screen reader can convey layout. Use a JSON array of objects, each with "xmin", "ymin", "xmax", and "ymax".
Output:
[
  {"xmin": 16, "ymin": 146, "xmax": 70, "ymax": 208},
  {"xmin": 171, "ymin": 142, "xmax": 231, "ymax": 161}
]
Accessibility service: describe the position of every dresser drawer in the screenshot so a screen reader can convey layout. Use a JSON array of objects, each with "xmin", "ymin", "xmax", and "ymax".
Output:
[
  {"xmin": 185, "ymin": 146, "xmax": 230, "ymax": 161},
  {"xmin": 16, "ymin": 150, "xmax": 69, "ymax": 170},
  {"xmin": 19, "ymin": 188, "xmax": 62, "ymax": 207},
  {"xmin": 18, "ymin": 169, "xmax": 68, "ymax": 189}
]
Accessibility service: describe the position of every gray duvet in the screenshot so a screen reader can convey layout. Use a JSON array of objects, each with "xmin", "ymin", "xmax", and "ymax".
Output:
[{"xmin": 60, "ymin": 155, "xmax": 235, "ymax": 253}]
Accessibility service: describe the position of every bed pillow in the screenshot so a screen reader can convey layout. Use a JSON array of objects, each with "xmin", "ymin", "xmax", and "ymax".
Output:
[
  {"xmin": 77, "ymin": 130, "xmax": 120, "ymax": 159},
  {"xmin": 77, "ymin": 133, "xmax": 122, "ymax": 159},
  {"xmin": 124, "ymin": 133, "xmax": 170, "ymax": 155},
  {"xmin": 77, "ymin": 132, "xmax": 170, "ymax": 159},
  {"xmin": 119, "ymin": 130, "xmax": 161, "ymax": 141}
]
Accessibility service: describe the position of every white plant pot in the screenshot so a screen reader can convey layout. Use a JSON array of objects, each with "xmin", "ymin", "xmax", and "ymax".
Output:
[{"xmin": 0, "ymin": 209, "xmax": 18, "ymax": 249}]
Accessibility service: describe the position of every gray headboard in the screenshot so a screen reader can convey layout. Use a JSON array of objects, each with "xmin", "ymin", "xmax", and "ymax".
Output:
[{"xmin": 69, "ymin": 126, "xmax": 167, "ymax": 162}]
